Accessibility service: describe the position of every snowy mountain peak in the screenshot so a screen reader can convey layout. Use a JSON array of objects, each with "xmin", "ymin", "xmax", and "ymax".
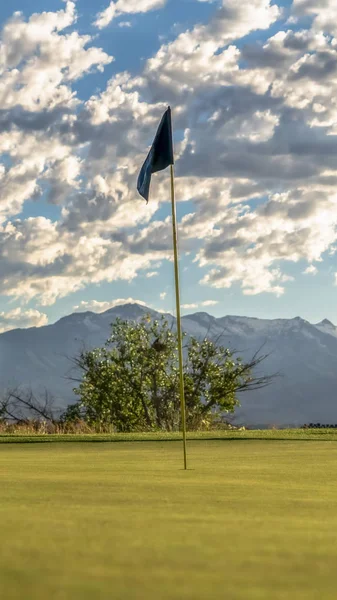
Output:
[
  {"xmin": 314, "ymin": 318, "xmax": 337, "ymax": 339},
  {"xmin": 104, "ymin": 303, "xmax": 156, "ymax": 319},
  {"xmin": 186, "ymin": 311, "xmax": 215, "ymax": 323},
  {"xmin": 55, "ymin": 311, "xmax": 96, "ymax": 326},
  {"xmin": 288, "ymin": 316, "xmax": 310, "ymax": 329},
  {"xmin": 316, "ymin": 318, "xmax": 335, "ymax": 328}
]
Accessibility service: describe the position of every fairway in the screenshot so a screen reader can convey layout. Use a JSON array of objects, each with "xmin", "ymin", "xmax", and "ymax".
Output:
[{"xmin": 1, "ymin": 440, "xmax": 337, "ymax": 599}]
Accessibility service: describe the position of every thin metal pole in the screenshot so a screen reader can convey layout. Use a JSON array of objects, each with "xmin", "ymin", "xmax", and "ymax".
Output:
[{"xmin": 170, "ymin": 164, "xmax": 187, "ymax": 470}]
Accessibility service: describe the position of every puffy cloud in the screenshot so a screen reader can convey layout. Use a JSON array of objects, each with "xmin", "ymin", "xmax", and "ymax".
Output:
[
  {"xmin": 0, "ymin": 2, "xmax": 112, "ymax": 112},
  {"xmin": 0, "ymin": 307, "xmax": 48, "ymax": 333},
  {"xmin": 0, "ymin": 2, "xmax": 111, "ymax": 221},
  {"xmin": 180, "ymin": 301, "xmax": 218, "ymax": 310},
  {"xmin": 136, "ymin": 0, "xmax": 280, "ymax": 98},
  {"xmin": 0, "ymin": 217, "xmax": 161, "ymax": 305},
  {"xmin": 303, "ymin": 265, "xmax": 318, "ymax": 275},
  {"xmin": 160, "ymin": 292, "xmax": 167, "ymax": 300},
  {"xmin": 146, "ymin": 271, "xmax": 159, "ymax": 278},
  {"xmin": 292, "ymin": 0, "xmax": 337, "ymax": 36},
  {"xmin": 201, "ymin": 300, "xmax": 219, "ymax": 306},
  {"xmin": 1, "ymin": 0, "xmax": 337, "ymax": 311},
  {"xmin": 181, "ymin": 303, "xmax": 198, "ymax": 309},
  {"xmin": 0, "ymin": 128, "xmax": 85, "ymax": 220},
  {"xmin": 201, "ymin": 261, "xmax": 293, "ymax": 297},
  {"xmin": 95, "ymin": 0, "xmax": 166, "ymax": 29},
  {"xmin": 0, "ymin": 2, "xmax": 76, "ymax": 69},
  {"xmin": 196, "ymin": 187, "xmax": 337, "ymax": 295}
]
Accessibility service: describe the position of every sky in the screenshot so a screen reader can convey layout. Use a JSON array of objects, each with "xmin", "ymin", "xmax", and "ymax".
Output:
[{"xmin": 1, "ymin": 0, "xmax": 337, "ymax": 332}]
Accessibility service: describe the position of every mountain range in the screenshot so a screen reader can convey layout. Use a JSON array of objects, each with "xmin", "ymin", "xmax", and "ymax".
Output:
[{"xmin": 1, "ymin": 302, "xmax": 337, "ymax": 427}]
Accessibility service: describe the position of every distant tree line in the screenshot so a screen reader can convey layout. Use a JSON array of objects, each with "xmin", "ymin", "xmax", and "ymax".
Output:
[{"xmin": 302, "ymin": 423, "xmax": 337, "ymax": 429}]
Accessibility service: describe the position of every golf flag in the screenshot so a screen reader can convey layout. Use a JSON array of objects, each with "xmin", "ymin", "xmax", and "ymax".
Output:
[
  {"xmin": 136, "ymin": 106, "xmax": 188, "ymax": 470},
  {"xmin": 137, "ymin": 107, "xmax": 174, "ymax": 202}
]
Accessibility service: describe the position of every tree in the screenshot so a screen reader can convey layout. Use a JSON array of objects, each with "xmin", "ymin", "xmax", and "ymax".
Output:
[
  {"xmin": 67, "ymin": 315, "xmax": 275, "ymax": 432},
  {"xmin": 0, "ymin": 387, "xmax": 58, "ymax": 425}
]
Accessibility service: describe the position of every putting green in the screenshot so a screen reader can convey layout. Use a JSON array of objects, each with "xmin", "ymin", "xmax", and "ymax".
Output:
[{"xmin": 1, "ymin": 440, "xmax": 337, "ymax": 599}]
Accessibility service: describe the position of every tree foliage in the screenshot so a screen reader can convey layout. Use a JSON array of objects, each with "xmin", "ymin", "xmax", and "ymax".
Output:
[{"xmin": 68, "ymin": 315, "xmax": 274, "ymax": 432}]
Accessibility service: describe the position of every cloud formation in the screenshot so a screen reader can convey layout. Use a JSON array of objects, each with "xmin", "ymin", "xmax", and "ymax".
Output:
[
  {"xmin": 94, "ymin": 0, "xmax": 166, "ymax": 29},
  {"xmin": 181, "ymin": 303, "xmax": 198, "ymax": 310},
  {"xmin": 1, "ymin": 0, "xmax": 337, "ymax": 321},
  {"xmin": 0, "ymin": 307, "xmax": 48, "ymax": 333},
  {"xmin": 303, "ymin": 265, "xmax": 318, "ymax": 275}
]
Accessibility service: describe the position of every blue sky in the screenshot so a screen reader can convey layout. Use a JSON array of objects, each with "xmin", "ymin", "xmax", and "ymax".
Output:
[{"xmin": 0, "ymin": 0, "xmax": 337, "ymax": 331}]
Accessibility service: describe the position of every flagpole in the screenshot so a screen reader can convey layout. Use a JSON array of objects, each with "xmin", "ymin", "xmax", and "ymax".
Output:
[
  {"xmin": 136, "ymin": 104, "xmax": 187, "ymax": 469},
  {"xmin": 170, "ymin": 163, "xmax": 187, "ymax": 470}
]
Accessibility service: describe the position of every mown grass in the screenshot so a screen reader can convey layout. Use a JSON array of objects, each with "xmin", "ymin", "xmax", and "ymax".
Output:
[{"xmin": 1, "ymin": 438, "xmax": 337, "ymax": 599}]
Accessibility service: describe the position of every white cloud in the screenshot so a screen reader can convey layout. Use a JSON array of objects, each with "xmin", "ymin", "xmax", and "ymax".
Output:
[
  {"xmin": 196, "ymin": 189, "xmax": 337, "ymax": 295},
  {"xmin": 0, "ymin": 307, "xmax": 48, "ymax": 333},
  {"xmin": 2, "ymin": 0, "xmax": 337, "ymax": 312},
  {"xmin": 0, "ymin": 2, "xmax": 111, "ymax": 223},
  {"xmin": 0, "ymin": 2, "xmax": 112, "ymax": 111},
  {"xmin": 95, "ymin": 0, "xmax": 166, "ymax": 29},
  {"xmin": 118, "ymin": 21, "xmax": 132, "ymax": 28},
  {"xmin": 141, "ymin": 0, "xmax": 280, "ymax": 92},
  {"xmin": 181, "ymin": 303, "xmax": 198, "ymax": 309},
  {"xmin": 0, "ymin": 216, "xmax": 162, "ymax": 305},
  {"xmin": 146, "ymin": 271, "xmax": 159, "ymax": 278},
  {"xmin": 160, "ymin": 291, "xmax": 167, "ymax": 300},
  {"xmin": 303, "ymin": 265, "xmax": 318, "ymax": 275},
  {"xmin": 201, "ymin": 300, "xmax": 219, "ymax": 306},
  {"xmin": 226, "ymin": 110, "xmax": 279, "ymax": 143},
  {"xmin": 292, "ymin": 0, "xmax": 337, "ymax": 36},
  {"xmin": 73, "ymin": 298, "xmax": 147, "ymax": 313}
]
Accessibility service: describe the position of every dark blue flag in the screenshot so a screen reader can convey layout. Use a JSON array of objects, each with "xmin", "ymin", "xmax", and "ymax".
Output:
[{"xmin": 137, "ymin": 106, "xmax": 174, "ymax": 202}]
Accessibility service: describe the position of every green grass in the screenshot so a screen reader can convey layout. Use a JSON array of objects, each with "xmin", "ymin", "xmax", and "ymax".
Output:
[{"xmin": 1, "ymin": 439, "xmax": 337, "ymax": 599}]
